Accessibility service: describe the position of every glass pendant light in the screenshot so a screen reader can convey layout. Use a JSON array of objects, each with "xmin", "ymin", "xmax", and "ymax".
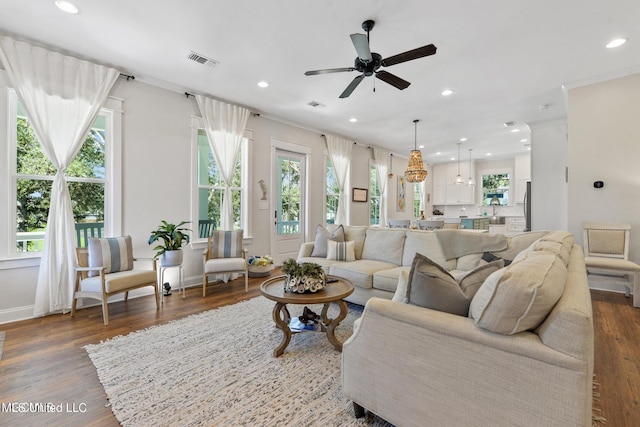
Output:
[
  {"xmin": 454, "ymin": 142, "xmax": 464, "ymax": 184},
  {"xmin": 405, "ymin": 119, "xmax": 427, "ymax": 183},
  {"xmin": 467, "ymin": 148, "xmax": 474, "ymax": 186}
]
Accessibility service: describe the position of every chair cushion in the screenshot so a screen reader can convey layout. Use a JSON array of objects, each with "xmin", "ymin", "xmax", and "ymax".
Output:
[
  {"xmin": 469, "ymin": 250, "xmax": 567, "ymax": 334},
  {"xmin": 327, "ymin": 240, "xmax": 355, "ymax": 262},
  {"xmin": 87, "ymin": 236, "xmax": 134, "ymax": 277},
  {"xmin": 209, "ymin": 230, "xmax": 244, "ymax": 259},
  {"xmin": 584, "ymin": 256, "xmax": 640, "ymax": 271},
  {"xmin": 80, "ymin": 269, "xmax": 156, "ymax": 294},
  {"xmin": 310, "ymin": 225, "xmax": 344, "ymax": 258},
  {"xmin": 205, "ymin": 257, "xmax": 246, "ymax": 273},
  {"xmin": 405, "ymin": 253, "xmax": 503, "ymax": 316}
]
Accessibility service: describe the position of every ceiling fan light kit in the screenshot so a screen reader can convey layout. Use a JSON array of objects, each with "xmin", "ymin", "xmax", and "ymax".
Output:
[
  {"xmin": 405, "ymin": 119, "xmax": 427, "ymax": 183},
  {"xmin": 304, "ymin": 20, "xmax": 437, "ymax": 98}
]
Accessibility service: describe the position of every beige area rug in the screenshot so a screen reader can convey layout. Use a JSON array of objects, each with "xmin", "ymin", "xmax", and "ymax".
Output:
[
  {"xmin": 0, "ymin": 331, "xmax": 5, "ymax": 362},
  {"xmin": 85, "ymin": 297, "xmax": 391, "ymax": 427}
]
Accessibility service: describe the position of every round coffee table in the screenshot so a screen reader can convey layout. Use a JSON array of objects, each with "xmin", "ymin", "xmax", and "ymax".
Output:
[{"xmin": 260, "ymin": 275, "xmax": 354, "ymax": 357}]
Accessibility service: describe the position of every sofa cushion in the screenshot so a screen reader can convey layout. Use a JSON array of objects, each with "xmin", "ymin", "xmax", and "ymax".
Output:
[
  {"xmin": 456, "ymin": 252, "xmax": 484, "ymax": 271},
  {"xmin": 329, "ymin": 259, "xmax": 398, "ymax": 289},
  {"xmin": 405, "ymin": 253, "xmax": 500, "ymax": 316},
  {"xmin": 88, "ymin": 236, "xmax": 134, "ymax": 277},
  {"xmin": 373, "ymin": 266, "xmax": 410, "ymax": 292},
  {"xmin": 392, "ymin": 269, "xmax": 410, "ymax": 303},
  {"xmin": 361, "ymin": 228, "xmax": 406, "ymax": 265},
  {"xmin": 541, "ymin": 231, "xmax": 574, "ymax": 253},
  {"xmin": 343, "ymin": 226, "xmax": 368, "ymax": 260},
  {"xmin": 296, "ymin": 256, "xmax": 344, "ymax": 272},
  {"xmin": 489, "ymin": 230, "xmax": 549, "ymax": 262},
  {"xmin": 458, "ymin": 259, "xmax": 505, "ymax": 300},
  {"xmin": 469, "ymin": 250, "xmax": 567, "ymax": 334},
  {"xmin": 310, "ymin": 224, "xmax": 344, "ymax": 257},
  {"xmin": 402, "ymin": 230, "xmax": 455, "ymax": 270},
  {"xmin": 327, "ymin": 240, "xmax": 355, "ymax": 262}
]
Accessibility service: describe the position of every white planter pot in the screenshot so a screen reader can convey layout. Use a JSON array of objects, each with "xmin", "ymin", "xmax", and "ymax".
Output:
[{"xmin": 161, "ymin": 249, "xmax": 183, "ymax": 267}]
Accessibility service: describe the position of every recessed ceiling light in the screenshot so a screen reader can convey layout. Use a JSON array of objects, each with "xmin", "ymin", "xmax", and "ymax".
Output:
[
  {"xmin": 606, "ymin": 38, "xmax": 627, "ymax": 49},
  {"xmin": 441, "ymin": 89, "xmax": 454, "ymax": 96},
  {"xmin": 459, "ymin": 137, "xmax": 467, "ymax": 142},
  {"xmin": 349, "ymin": 117, "xmax": 358, "ymax": 123},
  {"xmin": 450, "ymin": 157, "xmax": 456, "ymax": 161},
  {"xmin": 510, "ymin": 128, "xmax": 520, "ymax": 133},
  {"xmin": 55, "ymin": 0, "xmax": 79, "ymax": 14},
  {"xmin": 257, "ymin": 81, "xmax": 269, "ymax": 88},
  {"xmin": 435, "ymin": 152, "xmax": 441, "ymax": 156},
  {"xmin": 520, "ymin": 138, "xmax": 527, "ymax": 143},
  {"xmin": 486, "ymin": 152, "xmax": 492, "ymax": 156},
  {"xmin": 418, "ymin": 145, "xmax": 424, "ymax": 149}
]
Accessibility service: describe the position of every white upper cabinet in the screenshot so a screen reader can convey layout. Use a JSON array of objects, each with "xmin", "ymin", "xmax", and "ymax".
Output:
[{"xmin": 514, "ymin": 154, "xmax": 531, "ymax": 204}]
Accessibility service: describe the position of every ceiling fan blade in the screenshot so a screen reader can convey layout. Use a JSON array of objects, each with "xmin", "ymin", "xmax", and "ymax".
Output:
[
  {"xmin": 381, "ymin": 44, "xmax": 437, "ymax": 67},
  {"xmin": 375, "ymin": 70, "xmax": 410, "ymax": 90},
  {"xmin": 304, "ymin": 67, "xmax": 356, "ymax": 76},
  {"xmin": 350, "ymin": 33, "xmax": 373, "ymax": 62},
  {"xmin": 339, "ymin": 75, "xmax": 365, "ymax": 98}
]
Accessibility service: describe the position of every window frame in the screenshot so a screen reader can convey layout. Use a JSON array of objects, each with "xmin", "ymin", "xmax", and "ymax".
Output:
[
  {"xmin": 325, "ymin": 155, "xmax": 339, "ymax": 226},
  {"xmin": 2, "ymin": 85, "xmax": 122, "ymax": 263},
  {"xmin": 190, "ymin": 116, "xmax": 251, "ymax": 242},
  {"xmin": 369, "ymin": 159, "xmax": 381, "ymax": 226}
]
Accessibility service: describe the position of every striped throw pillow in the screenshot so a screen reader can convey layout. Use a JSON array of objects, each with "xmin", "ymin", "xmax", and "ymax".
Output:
[
  {"xmin": 87, "ymin": 236, "xmax": 134, "ymax": 277},
  {"xmin": 327, "ymin": 240, "xmax": 355, "ymax": 262},
  {"xmin": 208, "ymin": 230, "xmax": 244, "ymax": 259}
]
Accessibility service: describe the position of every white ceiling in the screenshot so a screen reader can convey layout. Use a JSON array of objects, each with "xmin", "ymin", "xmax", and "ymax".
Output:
[{"xmin": 1, "ymin": 0, "xmax": 639, "ymax": 163}]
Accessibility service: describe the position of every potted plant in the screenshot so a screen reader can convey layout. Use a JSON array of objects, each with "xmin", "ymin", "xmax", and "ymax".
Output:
[
  {"xmin": 148, "ymin": 220, "xmax": 191, "ymax": 266},
  {"xmin": 248, "ymin": 255, "xmax": 274, "ymax": 278},
  {"xmin": 281, "ymin": 258, "xmax": 326, "ymax": 293}
]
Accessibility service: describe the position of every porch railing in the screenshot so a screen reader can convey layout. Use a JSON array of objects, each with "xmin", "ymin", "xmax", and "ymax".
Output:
[{"xmin": 16, "ymin": 222, "xmax": 105, "ymax": 252}]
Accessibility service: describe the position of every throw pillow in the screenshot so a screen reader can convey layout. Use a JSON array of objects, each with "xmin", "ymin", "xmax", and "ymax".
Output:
[
  {"xmin": 458, "ymin": 259, "xmax": 505, "ymax": 299},
  {"xmin": 326, "ymin": 240, "xmax": 355, "ymax": 262},
  {"xmin": 481, "ymin": 251, "xmax": 512, "ymax": 266},
  {"xmin": 406, "ymin": 253, "xmax": 473, "ymax": 316},
  {"xmin": 310, "ymin": 224, "xmax": 345, "ymax": 257},
  {"xmin": 87, "ymin": 236, "xmax": 134, "ymax": 277},
  {"xmin": 469, "ymin": 250, "xmax": 567, "ymax": 334},
  {"xmin": 208, "ymin": 230, "xmax": 244, "ymax": 258},
  {"xmin": 392, "ymin": 269, "xmax": 410, "ymax": 303}
]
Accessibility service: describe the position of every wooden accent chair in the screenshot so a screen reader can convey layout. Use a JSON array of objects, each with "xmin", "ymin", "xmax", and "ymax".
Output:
[
  {"xmin": 203, "ymin": 229, "xmax": 248, "ymax": 297},
  {"xmin": 583, "ymin": 221, "xmax": 640, "ymax": 307},
  {"xmin": 71, "ymin": 236, "xmax": 159, "ymax": 325}
]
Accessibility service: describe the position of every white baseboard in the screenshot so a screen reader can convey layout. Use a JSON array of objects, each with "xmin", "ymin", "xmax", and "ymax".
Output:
[{"xmin": 0, "ymin": 305, "xmax": 35, "ymax": 325}]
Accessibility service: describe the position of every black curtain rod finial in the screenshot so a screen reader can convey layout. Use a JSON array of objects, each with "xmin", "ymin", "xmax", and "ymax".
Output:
[
  {"xmin": 185, "ymin": 92, "xmax": 194, "ymax": 98},
  {"xmin": 119, "ymin": 73, "xmax": 135, "ymax": 81}
]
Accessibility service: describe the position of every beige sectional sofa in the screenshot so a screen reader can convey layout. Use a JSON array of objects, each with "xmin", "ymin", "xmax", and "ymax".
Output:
[
  {"xmin": 341, "ymin": 231, "xmax": 594, "ymax": 427},
  {"xmin": 297, "ymin": 225, "xmax": 547, "ymax": 306}
]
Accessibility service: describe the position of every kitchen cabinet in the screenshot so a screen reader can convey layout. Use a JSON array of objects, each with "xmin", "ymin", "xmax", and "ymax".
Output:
[
  {"xmin": 507, "ymin": 216, "xmax": 526, "ymax": 233},
  {"xmin": 460, "ymin": 217, "xmax": 489, "ymax": 230},
  {"xmin": 433, "ymin": 162, "xmax": 475, "ymax": 205},
  {"xmin": 514, "ymin": 154, "xmax": 531, "ymax": 204}
]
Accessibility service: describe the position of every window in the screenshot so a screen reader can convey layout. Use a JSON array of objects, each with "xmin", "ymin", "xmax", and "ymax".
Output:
[
  {"xmin": 369, "ymin": 163, "xmax": 381, "ymax": 226},
  {"xmin": 194, "ymin": 128, "xmax": 248, "ymax": 237},
  {"xmin": 11, "ymin": 94, "xmax": 119, "ymax": 254},
  {"xmin": 325, "ymin": 157, "xmax": 339, "ymax": 225},
  {"xmin": 482, "ymin": 173, "xmax": 510, "ymax": 206},
  {"xmin": 413, "ymin": 182, "xmax": 422, "ymax": 218}
]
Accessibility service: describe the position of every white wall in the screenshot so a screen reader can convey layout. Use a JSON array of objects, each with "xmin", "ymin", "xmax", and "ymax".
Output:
[
  {"xmin": 530, "ymin": 121, "xmax": 568, "ymax": 231},
  {"xmin": 567, "ymin": 73, "xmax": 640, "ymax": 264}
]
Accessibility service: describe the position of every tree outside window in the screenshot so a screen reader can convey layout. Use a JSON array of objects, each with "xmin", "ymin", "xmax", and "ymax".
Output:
[
  {"xmin": 326, "ymin": 158, "xmax": 339, "ymax": 225},
  {"xmin": 370, "ymin": 165, "xmax": 381, "ymax": 225},
  {"xmin": 15, "ymin": 100, "xmax": 107, "ymax": 252}
]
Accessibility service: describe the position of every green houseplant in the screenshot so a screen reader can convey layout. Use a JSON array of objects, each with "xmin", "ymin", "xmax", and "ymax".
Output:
[
  {"xmin": 148, "ymin": 220, "xmax": 191, "ymax": 266},
  {"xmin": 281, "ymin": 258, "xmax": 326, "ymax": 293}
]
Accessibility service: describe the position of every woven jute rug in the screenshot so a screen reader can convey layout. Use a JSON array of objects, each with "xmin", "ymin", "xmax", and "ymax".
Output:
[
  {"xmin": 85, "ymin": 297, "xmax": 390, "ymax": 426},
  {"xmin": 85, "ymin": 297, "xmax": 604, "ymax": 426}
]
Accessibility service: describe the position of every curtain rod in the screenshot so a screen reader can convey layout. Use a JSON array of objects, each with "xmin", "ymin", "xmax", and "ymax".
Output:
[
  {"xmin": 119, "ymin": 73, "xmax": 135, "ymax": 81},
  {"xmin": 185, "ymin": 92, "xmax": 260, "ymax": 117}
]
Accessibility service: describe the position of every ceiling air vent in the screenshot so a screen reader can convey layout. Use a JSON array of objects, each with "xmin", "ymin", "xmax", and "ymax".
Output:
[
  {"xmin": 187, "ymin": 51, "xmax": 219, "ymax": 68},
  {"xmin": 504, "ymin": 121, "xmax": 518, "ymax": 127},
  {"xmin": 307, "ymin": 100, "xmax": 326, "ymax": 108}
]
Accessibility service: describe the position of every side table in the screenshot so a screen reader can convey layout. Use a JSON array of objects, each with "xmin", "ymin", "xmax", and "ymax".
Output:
[{"xmin": 159, "ymin": 264, "xmax": 184, "ymax": 303}]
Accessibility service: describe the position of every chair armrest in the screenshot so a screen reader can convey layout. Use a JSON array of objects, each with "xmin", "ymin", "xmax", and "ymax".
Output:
[{"xmin": 75, "ymin": 266, "xmax": 104, "ymax": 272}]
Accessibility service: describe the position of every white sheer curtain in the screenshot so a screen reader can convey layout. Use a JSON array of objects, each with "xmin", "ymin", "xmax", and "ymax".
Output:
[
  {"xmin": 326, "ymin": 135, "xmax": 353, "ymax": 225},
  {"xmin": 195, "ymin": 95, "xmax": 250, "ymax": 230},
  {"xmin": 0, "ymin": 37, "xmax": 120, "ymax": 316},
  {"xmin": 373, "ymin": 148, "xmax": 390, "ymax": 227}
]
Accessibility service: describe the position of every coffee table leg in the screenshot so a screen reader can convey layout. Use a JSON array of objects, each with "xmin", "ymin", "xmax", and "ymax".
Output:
[
  {"xmin": 272, "ymin": 302, "xmax": 291, "ymax": 357},
  {"xmin": 321, "ymin": 300, "xmax": 349, "ymax": 352}
]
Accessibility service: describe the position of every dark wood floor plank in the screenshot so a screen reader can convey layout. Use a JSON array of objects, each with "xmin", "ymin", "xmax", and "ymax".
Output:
[{"xmin": 1, "ymin": 275, "xmax": 638, "ymax": 426}]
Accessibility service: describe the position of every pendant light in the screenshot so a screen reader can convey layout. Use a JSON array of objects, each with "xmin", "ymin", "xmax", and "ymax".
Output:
[
  {"xmin": 405, "ymin": 119, "xmax": 427, "ymax": 183},
  {"xmin": 454, "ymin": 142, "xmax": 464, "ymax": 184},
  {"xmin": 467, "ymin": 148, "xmax": 475, "ymax": 186}
]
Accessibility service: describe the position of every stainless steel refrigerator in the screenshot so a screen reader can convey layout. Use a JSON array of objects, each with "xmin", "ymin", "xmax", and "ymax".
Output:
[{"xmin": 524, "ymin": 181, "xmax": 531, "ymax": 231}]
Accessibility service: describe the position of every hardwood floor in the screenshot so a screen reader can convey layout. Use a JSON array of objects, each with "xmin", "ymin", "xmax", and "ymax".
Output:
[{"xmin": 0, "ymin": 277, "xmax": 638, "ymax": 427}]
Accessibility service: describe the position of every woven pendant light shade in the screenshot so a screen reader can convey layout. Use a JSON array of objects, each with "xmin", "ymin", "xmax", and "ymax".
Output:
[{"xmin": 404, "ymin": 120, "xmax": 427, "ymax": 183}]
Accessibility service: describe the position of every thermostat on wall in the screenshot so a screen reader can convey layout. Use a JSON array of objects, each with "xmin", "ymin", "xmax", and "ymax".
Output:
[{"xmin": 593, "ymin": 181, "xmax": 604, "ymax": 189}]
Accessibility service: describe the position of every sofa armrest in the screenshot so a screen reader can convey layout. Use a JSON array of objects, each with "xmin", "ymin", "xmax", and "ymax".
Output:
[
  {"xmin": 342, "ymin": 298, "xmax": 592, "ymax": 427},
  {"xmin": 297, "ymin": 242, "xmax": 314, "ymax": 259}
]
